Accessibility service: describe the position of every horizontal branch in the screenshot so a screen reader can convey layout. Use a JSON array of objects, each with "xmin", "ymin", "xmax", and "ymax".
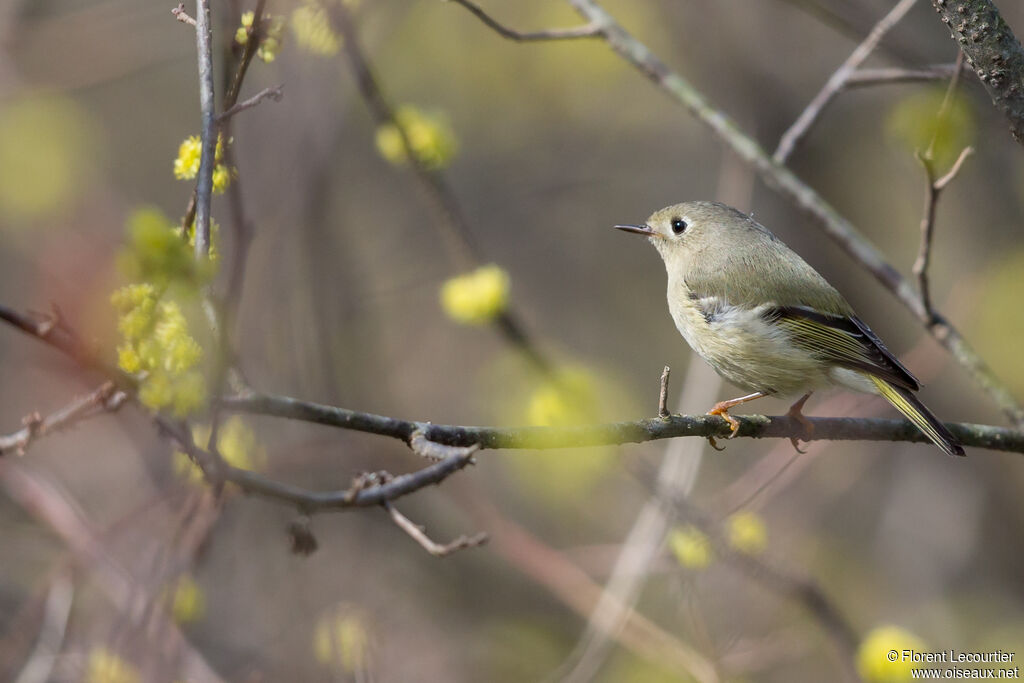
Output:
[
  {"xmin": 445, "ymin": 0, "xmax": 603, "ymax": 42},
  {"xmin": 222, "ymin": 393, "xmax": 1024, "ymax": 454},
  {"xmin": 0, "ymin": 383, "xmax": 126, "ymax": 456},
  {"xmin": 845, "ymin": 64, "xmax": 959, "ymax": 87}
]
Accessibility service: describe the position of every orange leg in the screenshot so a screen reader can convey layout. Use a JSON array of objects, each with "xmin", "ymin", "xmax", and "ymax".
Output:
[
  {"xmin": 708, "ymin": 391, "xmax": 770, "ymax": 439},
  {"xmin": 786, "ymin": 392, "xmax": 814, "ymax": 453}
]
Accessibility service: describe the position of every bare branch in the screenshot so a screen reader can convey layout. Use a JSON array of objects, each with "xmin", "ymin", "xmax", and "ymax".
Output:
[
  {"xmin": 0, "ymin": 383, "xmax": 126, "ymax": 456},
  {"xmin": 445, "ymin": 0, "xmax": 603, "ymax": 42},
  {"xmin": 223, "ymin": 392, "xmax": 1024, "ymax": 454},
  {"xmin": 931, "ymin": 0, "xmax": 1024, "ymax": 145},
  {"xmin": 774, "ymin": 0, "xmax": 918, "ymax": 164},
  {"xmin": 217, "ymin": 84, "xmax": 283, "ymax": 122},
  {"xmin": 657, "ymin": 365, "xmax": 671, "ymax": 419},
  {"xmin": 845, "ymin": 63, "xmax": 959, "ymax": 87},
  {"xmin": 384, "ymin": 502, "xmax": 488, "ymax": 557},
  {"xmin": 913, "ymin": 146, "xmax": 973, "ymax": 316},
  {"xmin": 192, "ymin": 0, "xmax": 216, "ymax": 257}
]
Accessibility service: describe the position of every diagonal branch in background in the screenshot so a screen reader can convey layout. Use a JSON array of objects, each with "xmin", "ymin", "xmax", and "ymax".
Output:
[
  {"xmin": 445, "ymin": 0, "xmax": 602, "ymax": 42},
  {"xmin": 774, "ymin": 0, "xmax": 919, "ymax": 164},
  {"xmin": 0, "ymin": 383, "xmax": 126, "ymax": 457},
  {"xmin": 223, "ymin": 391, "xmax": 1024, "ymax": 453},
  {"xmin": 448, "ymin": 0, "xmax": 1024, "ymax": 427},
  {"xmin": 930, "ymin": 0, "xmax": 1024, "ymax": 145},
  {"xmin": 329, "ymin": 3, "xmax": 556, "ymax": 375}
]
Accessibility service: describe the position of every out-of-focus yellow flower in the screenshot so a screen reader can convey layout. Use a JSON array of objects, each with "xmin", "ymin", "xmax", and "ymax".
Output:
[
  {"xmin": 174, "ymin": 417, "xmax": 266, "ymax": 484},
  {"xmin": 668, "ymin": 525, "xmax": 712, "ymax": 569},
  {"xmin": 525, "ymin": 367, "xmax": 601, "ymax": 427},
  {"xmin": 726, "ymin": 510, "xmax": 768, "ymax": 555},
  {"xmin": 0, "ymin": 94, "xmax": 99, "ymax": 223},
  {"xmin": 85, "ymin": 648, "xmax": 140, "ymax": 683},
  {"xmin": 165, "ymin": 574, "xmax": 205, "ymax": 624},
  {"xmin": 116, "ymin": 208, "xmax": 207, "ymax": 286},
  {"xmin": 313, "ymin": 604, "xmax": 372, "ymax": 674},
  {"xmin": 973, "ymin": 249, "xmax": 1024, "ymax": 395},
  {"xmin": 236, "ymin": 11, "xmax": 286, "ymax": 62},
  {"xmin": 291, "ymin": 3, "xmax": 340, "ymax": 56},
  {"xmin": 886, "ymin": 88, "xmax": 973, "ymax": 171},
  {"xmin": 857, "ymin": 625, "xmax": 927, "ymax": 682},
  {"xmin": 440, "ymin": 264, "xmax": 509, "ymax": 325},
  {"xmin": 375, "ymin": 105, "xmax": 458, "ymax": 170},
  {"xmin": 173, "ymin": 134, "xmax": 231, "ymax": 194}
]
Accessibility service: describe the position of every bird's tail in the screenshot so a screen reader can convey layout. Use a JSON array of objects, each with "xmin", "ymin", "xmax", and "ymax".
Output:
[{"xmin": 868, "ymin": 375, "xmax": 965, "ymax": 456}]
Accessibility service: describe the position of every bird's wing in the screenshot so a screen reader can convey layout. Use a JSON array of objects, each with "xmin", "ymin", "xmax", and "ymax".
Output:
[{"xmin": 763, "ymin": 306, "xmax": 920, "ymax": 391}]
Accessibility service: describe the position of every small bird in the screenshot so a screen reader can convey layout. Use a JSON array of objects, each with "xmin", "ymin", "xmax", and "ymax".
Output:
[{"xmin": 616, "ymin": 201, "xmax": 964, "ymax": 456}]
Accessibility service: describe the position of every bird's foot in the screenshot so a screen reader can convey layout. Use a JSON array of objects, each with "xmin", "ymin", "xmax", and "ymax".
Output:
[
  {"xmin": 708, "ymin": 402, "xmax": 742, "ymax": 438},
  {"xmin": 786, "ymin": 392, "xmax": 814, "ymax": 454}
]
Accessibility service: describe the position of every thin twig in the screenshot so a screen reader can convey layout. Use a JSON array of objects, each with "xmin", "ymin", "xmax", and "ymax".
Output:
[
  {"xmin": 658, "ymin": 365, "xmax": 671, "ymax": 418},
  {"xmin": 773, "ymin": 0, "xmax": 918, "ymax": 164},
  {"xmin": 217, "ymin": 84, "xmax": 283, "ymax": 122},
  {"xmin": 223, "ymin": 391, "xmax": 1024, "ymax": 453},
  {"xmin": 445, "ymin": 0, "xmax": 602, "ymax": 42},
  {"xmin": 383, "ymin": 501, "xmax": 488, "ymax": 557},
  {"xmin": 193, "ymin": 0, "xmax": 216, "ymax": 257},
  {"xmin": 172, "ymin": 3, "xmax": 196, "ymax": 26},
  {"xmin": 913, "ymin": 146, "xmax": 973, "ymax": 317},
  {"xmin": 0, "ymin": 383, "xmax": 126, "ymax": 456},
  {"xmin": 845, "ymin": 64, "xmax": 959, "ymax": 87}
]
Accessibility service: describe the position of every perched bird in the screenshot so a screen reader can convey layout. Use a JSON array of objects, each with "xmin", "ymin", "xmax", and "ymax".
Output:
[{"xmin": 615, "ymin": 201, "xmax": 964, "ymax": 456}]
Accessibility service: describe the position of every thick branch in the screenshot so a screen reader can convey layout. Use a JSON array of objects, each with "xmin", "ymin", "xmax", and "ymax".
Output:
[
  {"xmin": 223, "ymin": 392, "xmax": 1024, "ymax": 454},
  {"xmin": 454, "ymin": 0, "xmax": 1024, "ymax": 427},
  {"xmin": 931, "ymin": 0, "xmax": 1024, "ymax": 144}
]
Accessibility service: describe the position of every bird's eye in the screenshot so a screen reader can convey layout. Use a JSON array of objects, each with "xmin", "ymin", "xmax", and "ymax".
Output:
[{"xmin": 670, "ymin": 217, "xmax": 688, "ymax": 234}]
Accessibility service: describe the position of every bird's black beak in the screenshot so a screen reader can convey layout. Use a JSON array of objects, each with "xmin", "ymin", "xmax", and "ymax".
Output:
[{"xmin": 614, "ymin": 223, "xmax": 655, "ymax": 236}]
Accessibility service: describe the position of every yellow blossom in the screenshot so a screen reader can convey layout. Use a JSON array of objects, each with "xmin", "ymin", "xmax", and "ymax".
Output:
[
  {"xmin": 173, "ymin": 134, "xmax": 232, "ymax": 193},
  {"xmin": 313, "ymin": 604, "xmax": 372, "ymax": 674},
  {"xmin": 668, "ymin": 525, "xmax": 712, "ymax": 569},
  {"xmin": 85, "ymin": 648, "xmax": 140, "ymax": 683},
  {"xmin": 726, "ymin": 510, "xmax": 768, "ymax": 555},
  {"xmin": 166, "ymin": 574, "xmax": 205, "ymax": 624},
  {"xmin": 440, "ymin": 264, "xmax": 509, "ymax": 325},
  {"xmin": 376, "ymin": 105, "xmax": 458, "ymax": 169},
  {"xmin": 291, "ymin": 3, "xmax": 340, "ymax": 55},
  {"xmin": 886, "ymin": 88, "xmax": 974, "ymax": 171},
  {"xmin": 857, "ymin": 625, "xmax": 928, "ymax": 682}
]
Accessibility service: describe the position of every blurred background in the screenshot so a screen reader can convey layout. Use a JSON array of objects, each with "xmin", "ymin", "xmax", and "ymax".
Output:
[{"xmin": 1, "ymin": 0, "xmax": 1023, "ymax": 681}]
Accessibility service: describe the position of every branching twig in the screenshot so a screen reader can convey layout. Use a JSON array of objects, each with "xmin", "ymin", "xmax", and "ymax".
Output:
[
  {"xmin": 445, "ymin": 0, "xmax": 603, "ymax": 42},
  {"xmin": 931, "ymin": 0, "xmax": 1024, "ymax": 145},
  {"xmin": 774, "ymin": 0, "xmax": 918, "ymax": 163},
  {"xmin": 453, "ymin": 0, "xmax": 1024, "ymax": 427},
  {"xmin": 217, "ymin": 84, "xmax": 283, "ymax": 122},
  {"xmin": 913, "ymin": 146, "xmax": 973, "ymax": 317},
  {"xmin": 0, "ymin": 383, "xmax": 126, "ymax": 456},
  {"xmin": 383, "ymin": 502, "xmax": 488, "ymax": 557}
]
